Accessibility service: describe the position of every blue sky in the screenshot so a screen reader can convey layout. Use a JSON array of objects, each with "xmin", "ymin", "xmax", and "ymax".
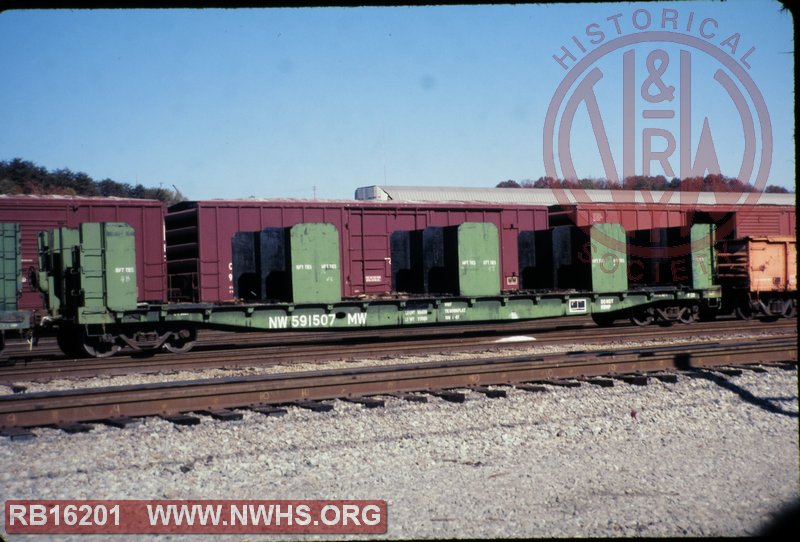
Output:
[{"xmin": 0, "ymin": 2, "xmax": 794, "ymax": 200}]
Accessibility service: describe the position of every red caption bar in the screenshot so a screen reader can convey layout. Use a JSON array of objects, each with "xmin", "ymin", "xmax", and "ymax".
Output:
[{"xmin": 5, "ymin": 499, "xmax": 387, "ymax": 534}]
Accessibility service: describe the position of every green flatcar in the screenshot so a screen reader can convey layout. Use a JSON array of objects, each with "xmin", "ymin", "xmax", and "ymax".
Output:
[{"xmin": 36, "ymin": 221, "xmax": 722, "ymax": 358}]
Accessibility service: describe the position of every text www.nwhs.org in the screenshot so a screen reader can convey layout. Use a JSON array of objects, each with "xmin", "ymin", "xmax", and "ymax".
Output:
[{"xmin": 5, "ymin": 499, "xmax": 387, "ymax": 534}]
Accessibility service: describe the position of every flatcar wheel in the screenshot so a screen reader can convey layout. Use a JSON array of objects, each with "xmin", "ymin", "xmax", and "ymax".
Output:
[
  {"xmin": 164, "ymin": 329, "xmax": 197, "ymax": 354},
  {"xmin": 629, "ymin": 309, "xmax": 653, "ymax": 327},
  {"xmin": 734, "ymin": 303, "xmax": 754, "ymax": 320},
  {"xmin": 591, "ymin": 313, "xmax": 616, "ymax": 327},
  {"xmin": 678, "ymin": 307, "xmax": 697, "ymax": 324},
  {"xmin": 164, "ymin": 340, "xmax": 196, "ymax": 354},
  {"xmin": 82, "ymin": 336, "xmax": 122, "ymax": 358},
  {"xmin": 56, "ymin": 325, "xmax": 88, "ymax": 359},
  {"xmin": 782, "ymin": 301, "xmax": 796, "ymax": 319}
]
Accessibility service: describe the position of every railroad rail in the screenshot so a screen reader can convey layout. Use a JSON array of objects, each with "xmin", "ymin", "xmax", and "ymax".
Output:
[
  {"xmin": 1, "ymin": 338, "xmax": 795, "ymax": 433},
  {"xmin": 3, "ymin": 317, "xmax": 595, "ymax": 361},
  {"xmin": 0, "ymin": 319, "xmax": 795, "ymax": 385}
]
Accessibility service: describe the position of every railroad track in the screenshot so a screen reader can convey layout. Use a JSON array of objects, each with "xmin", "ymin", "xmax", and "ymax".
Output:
[
  {"xmin": 3, "ymin": 317, "xmax": 597, "ymax": 361},
  {"xmin": 0, "ymin": 338, "xmax": 795, "ymax": 435},
  {"xmin": 0, "ymin": 319, "xmax": 795, "ymax": 385}
]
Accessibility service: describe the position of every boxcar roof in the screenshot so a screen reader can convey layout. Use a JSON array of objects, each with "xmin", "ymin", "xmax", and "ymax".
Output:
[
  {"xmin": 354, "ymin": 185, "xmax": 796, "ymax": 207},
  {"xmin": 0, "ymin": 194, "xmax": 164, "ymax": 204},
  {"xmin": 167, "ymin": 198, "xmax": 551, "ymax": 212}
]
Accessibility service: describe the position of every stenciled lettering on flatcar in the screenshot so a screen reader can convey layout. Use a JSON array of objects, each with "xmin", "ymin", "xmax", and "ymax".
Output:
[
  {"xmin": 599, "ymin": 297, "xmax": 616, "ymax": 311},
  {"xmin": 267, "ymin": 313, "xmax": 338, "ymax": 329},
  {"xmin": 346, "ymin": 312, "xmax": 368, "ymax": 326}
]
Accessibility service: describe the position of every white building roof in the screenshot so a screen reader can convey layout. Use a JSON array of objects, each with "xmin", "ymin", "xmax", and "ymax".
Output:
[{"xmin": 354, "ymin": 185, "xmax": 797, "ymax": 206}]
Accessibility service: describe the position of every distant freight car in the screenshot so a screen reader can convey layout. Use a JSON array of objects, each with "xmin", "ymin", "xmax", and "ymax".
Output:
[
  {"xmin": 164, "ymin": 200, "xmax": 549, "ymax": 303},
  {"xmin": 547, "ymin": 202, "xmax": 688, "ymax": 288},
  {"xmin": 356, "ymin": 185, "xmax": 796, "ymax": 237},
  {"xmin": 716, "ymin": 205, "xmax": 796, "ymax": 238},
  {"xmin": 548, "ymin": 200, "xmax": 796, "ymax": 287},
  {"xmin": 716, "ymin": 237, "xmax": 797, "ymax": 319},
  {"xmin": 0, "ymin": 195, "xmax": 167, "ymax": 312},
  {"xmin": 1, "ymin": 223, "xmax": 31, "ymax": 358}
]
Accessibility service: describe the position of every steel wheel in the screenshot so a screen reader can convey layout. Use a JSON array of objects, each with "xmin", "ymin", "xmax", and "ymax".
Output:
[
  {"xmin": 734, "ymin": 302, "xmax": 754, "ymax": 320},
  {"xmin": 164, "ymin": 338, "xmax": 196, "ymax": 354},
  {"xmin": 164, "ymin": 328, "xmax": 197, "ymax": 354},
  {"xmin": 82, "ymin": 335, "xmax": 122, "ymax": 358},
  {"xmin": 591, "ymin": 313, "xmax": 616, "ymax": 327},
  {"xmin": 629, "ymin": 308, "xmax": 653, "ymax": 327},
  {"xmin": 678, "ymin": 307, "xmax": 697, "ymax": 324},
  {"xmin": 56, "ymin": 325, "xmax": 88, "ymax": 358}
]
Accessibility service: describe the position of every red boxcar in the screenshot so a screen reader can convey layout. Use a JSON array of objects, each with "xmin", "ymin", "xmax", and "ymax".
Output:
[
  {"xmin": 700, "ymin": 205, "xmax": 796, "ymax": 239},
  {"xmin": 549, "ymin": 202, "xmax": 795, "ymax": 238},
  {"xmin": 547, "ymin": 200, "xmax": 796, "ymax": 286},
  {"xmin": 548, "ymin": 203, "xmax": 686, "ymax": 230},
  {"xmin": 0, "ymin": 195, "xmax": 167, "ymax": 311},
  {"xmin": 165, "ymin": 199, "xmax": 549, "ymax": 302}
]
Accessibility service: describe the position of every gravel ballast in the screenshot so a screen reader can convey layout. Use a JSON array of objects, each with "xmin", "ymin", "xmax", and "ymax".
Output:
[
  {"xmin": 1, "ymin": 329, "xmax": 788, "ymax": 394},
  {"xmin": 1, "ymin": 357, "xmax": 797, "ymax": 540}
]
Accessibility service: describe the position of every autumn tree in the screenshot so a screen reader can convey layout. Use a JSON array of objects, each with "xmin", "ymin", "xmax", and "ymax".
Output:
[
  {"xmin": 495, "ymin": 174, "xmax": 791, "ymax": 193},
  {"xmin": 0, "ymin": 158, "xmax": 186, "ymax": 204}
]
